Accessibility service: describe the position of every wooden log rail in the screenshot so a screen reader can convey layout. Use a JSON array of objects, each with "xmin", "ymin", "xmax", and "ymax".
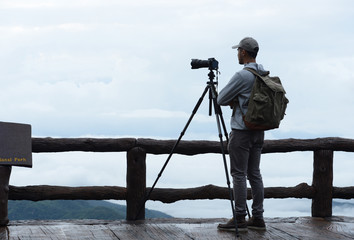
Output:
[
  {"xmin": 8, "ymin": 184, "xmax": 354, "ymax": 202},
  {"xmin": 4, "ymin": 137, "xmax": 354, "ymax": 221},
  {"xmin": 31, "ymin": 137, "xmax": 354, "ymax": 154}
]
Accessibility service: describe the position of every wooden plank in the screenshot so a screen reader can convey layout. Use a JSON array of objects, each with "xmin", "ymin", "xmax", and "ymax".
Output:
[{"xmin": 4, "ymin": 217, "xmax": 354, "ymax": 240}]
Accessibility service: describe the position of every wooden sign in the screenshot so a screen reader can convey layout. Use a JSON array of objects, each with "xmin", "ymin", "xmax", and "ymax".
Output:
[{"xmin": 0, "ymin": 121, "xmax": 32, "ymax": 168}]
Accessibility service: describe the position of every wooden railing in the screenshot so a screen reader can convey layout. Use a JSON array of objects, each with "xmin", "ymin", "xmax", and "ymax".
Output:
[{"xmin": 6, "ymin": 137, "xmax": 354, "ymax": 220}]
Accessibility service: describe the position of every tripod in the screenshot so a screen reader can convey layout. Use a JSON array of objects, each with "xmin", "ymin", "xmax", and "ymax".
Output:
[{"xmin": 136, "ymin": 68, "xmax": 247, "ymax": 237}]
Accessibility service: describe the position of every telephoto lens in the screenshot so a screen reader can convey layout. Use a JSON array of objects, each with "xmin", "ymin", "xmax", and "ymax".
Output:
[{"xmin": 191, "ymin": 58, "xmax": 218, "ymax": 70}]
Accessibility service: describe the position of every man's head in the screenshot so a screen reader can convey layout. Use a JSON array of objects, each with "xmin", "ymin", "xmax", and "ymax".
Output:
[{"xmin": 232, "ymin": 37, "xmax": 259, "ymax": 64}]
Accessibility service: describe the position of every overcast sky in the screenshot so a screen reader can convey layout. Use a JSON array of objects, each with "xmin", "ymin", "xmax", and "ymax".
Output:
[{"xmin": 2, "ymin": 0, "xmax": 354, "ymax": 218}]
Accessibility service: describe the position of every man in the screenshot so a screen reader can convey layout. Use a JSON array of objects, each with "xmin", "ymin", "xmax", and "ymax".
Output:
[{"xmin": 217, "ymin": 37, "xmax": 266, "ymax": 231}]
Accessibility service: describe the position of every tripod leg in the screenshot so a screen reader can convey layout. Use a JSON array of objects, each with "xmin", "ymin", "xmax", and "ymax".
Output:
[
  {"xmin": 208, "ymin": 90, "xmax": 239, "ymax": 237},
  {"xmin": 135, "ymin": 85, "xmax": 211, "ymax": 220},
  {"xmin": 215, "ymin": 104, "xmax": 229, "ymax": 143},
  {"xmin": 211, "ymin": 83, "xmax": 251, "ymax": 220},
  {"xmin": 213, "ymin": 107, "xmax": 239, "ymax": 237}
]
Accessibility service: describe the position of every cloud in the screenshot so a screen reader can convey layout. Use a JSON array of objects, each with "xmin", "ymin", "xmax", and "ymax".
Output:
[
  {"xmin": 1, "ymin": 0, "xmax": 353, "ymax": 138},
  {"xmin": 2, "ymin": 0, "xmax": 354, "ymax": 218}
]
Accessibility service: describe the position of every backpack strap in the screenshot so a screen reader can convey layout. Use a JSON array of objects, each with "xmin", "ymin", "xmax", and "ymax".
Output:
[
  {"xmin": 232, "ymin": 68, "xmax": 270, "ymax": 119},
  {"xmin": 244, "ymin": 67, "xmax": 270, "ymax": 78},
  {"xmin": 232, "ymin": 68, "xmax": 260, "ymax": 118}
]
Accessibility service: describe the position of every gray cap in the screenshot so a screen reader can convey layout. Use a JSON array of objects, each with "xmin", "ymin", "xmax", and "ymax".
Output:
[{"xmin": 232, "ymin": 37, "xmax": 259, "ymax": 53}]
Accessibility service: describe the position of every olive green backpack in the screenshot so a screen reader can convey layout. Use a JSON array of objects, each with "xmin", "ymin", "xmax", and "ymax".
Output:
[{"xmin": 241, "ymin": 68, "xmax": 289, "ymax": 131}]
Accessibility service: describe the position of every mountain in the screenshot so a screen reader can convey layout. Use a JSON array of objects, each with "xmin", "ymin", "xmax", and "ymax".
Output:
[
  {"xmin": 333, "ymin": 200, "xmax": 354, "ymax": 209},
  {"xmin": 8, "ymin": 200, "xmax": 172, "ymax": 220}
]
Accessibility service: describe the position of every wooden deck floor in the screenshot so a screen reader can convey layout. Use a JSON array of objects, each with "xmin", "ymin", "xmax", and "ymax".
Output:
[{"xmin": 2, "ymin": 216, "xmax": 354, "ymax": 240}]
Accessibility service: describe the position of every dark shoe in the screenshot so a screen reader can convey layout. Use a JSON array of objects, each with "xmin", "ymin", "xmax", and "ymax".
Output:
[
  {"xmin": 217, "ymin": 216, "xmax": 247, "ymax": 232},
  {"xmin": 247, "ymin": 216, "xmax": 266, "ymax": 230}
]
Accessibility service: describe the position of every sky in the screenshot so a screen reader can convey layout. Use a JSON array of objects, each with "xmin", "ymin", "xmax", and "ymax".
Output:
[{"xmin": 1, "ymin": 0, "xmax": 354, "ymax": 218}]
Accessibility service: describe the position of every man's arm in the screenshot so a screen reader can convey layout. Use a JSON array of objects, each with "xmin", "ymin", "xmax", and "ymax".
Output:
[{"xmin": 217, "ymin": 72, "xmax": 245, "ymax": 106}]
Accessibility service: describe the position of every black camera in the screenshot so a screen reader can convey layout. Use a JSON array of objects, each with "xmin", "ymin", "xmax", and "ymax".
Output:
[{"xmin": 191, "ymin": 58, "xmax": 219, "ymax": 70}]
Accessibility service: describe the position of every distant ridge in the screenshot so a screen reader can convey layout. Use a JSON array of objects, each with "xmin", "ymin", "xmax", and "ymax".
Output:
[
  {"xmin": 333, "ymin": 200, "xmax": 354, "ymax": 209},
  {"xmin": 8, "ymin": 200, "xmax": 173, "ymax": 220}
]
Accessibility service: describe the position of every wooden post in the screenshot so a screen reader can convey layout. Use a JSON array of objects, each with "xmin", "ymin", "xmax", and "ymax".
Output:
[
  {"xmin": 0, "ymin": 166, "xmax": 11, "ymax": 226},
  {"xmin": 312, "ymin": 150, "xmax": 333, "ymax": 217},
  {"xmin": 126, "ymin": 147, "xmax": 146, "ymax": 220}
]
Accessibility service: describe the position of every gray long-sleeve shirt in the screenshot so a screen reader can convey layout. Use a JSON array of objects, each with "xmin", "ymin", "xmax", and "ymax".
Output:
[{"xmin": 217, "ymin": 62, "xmax": 268, "ymax": 130}]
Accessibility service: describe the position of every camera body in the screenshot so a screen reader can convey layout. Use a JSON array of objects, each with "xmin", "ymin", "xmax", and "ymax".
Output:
[{"xmin": 191, "ymin": 58, "xmax": 219, "ymax": 70}]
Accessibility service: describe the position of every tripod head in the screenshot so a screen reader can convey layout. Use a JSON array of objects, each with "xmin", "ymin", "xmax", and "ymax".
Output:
[
  {"xmin": 190, "ymin": 57, "xmax": 219, "ymax": 100},
  {"xmin": 207, "ymin": 69, "xmax": 219, "ymax": 116},
  {"xmin": 208, "ymin": 69, "xmax": 216, "ymax": 82}
]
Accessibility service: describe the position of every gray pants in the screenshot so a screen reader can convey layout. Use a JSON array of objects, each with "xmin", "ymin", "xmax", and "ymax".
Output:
[{"xmin": 228, "ymin": 129, "xmax": 264, "ymax": 218}]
